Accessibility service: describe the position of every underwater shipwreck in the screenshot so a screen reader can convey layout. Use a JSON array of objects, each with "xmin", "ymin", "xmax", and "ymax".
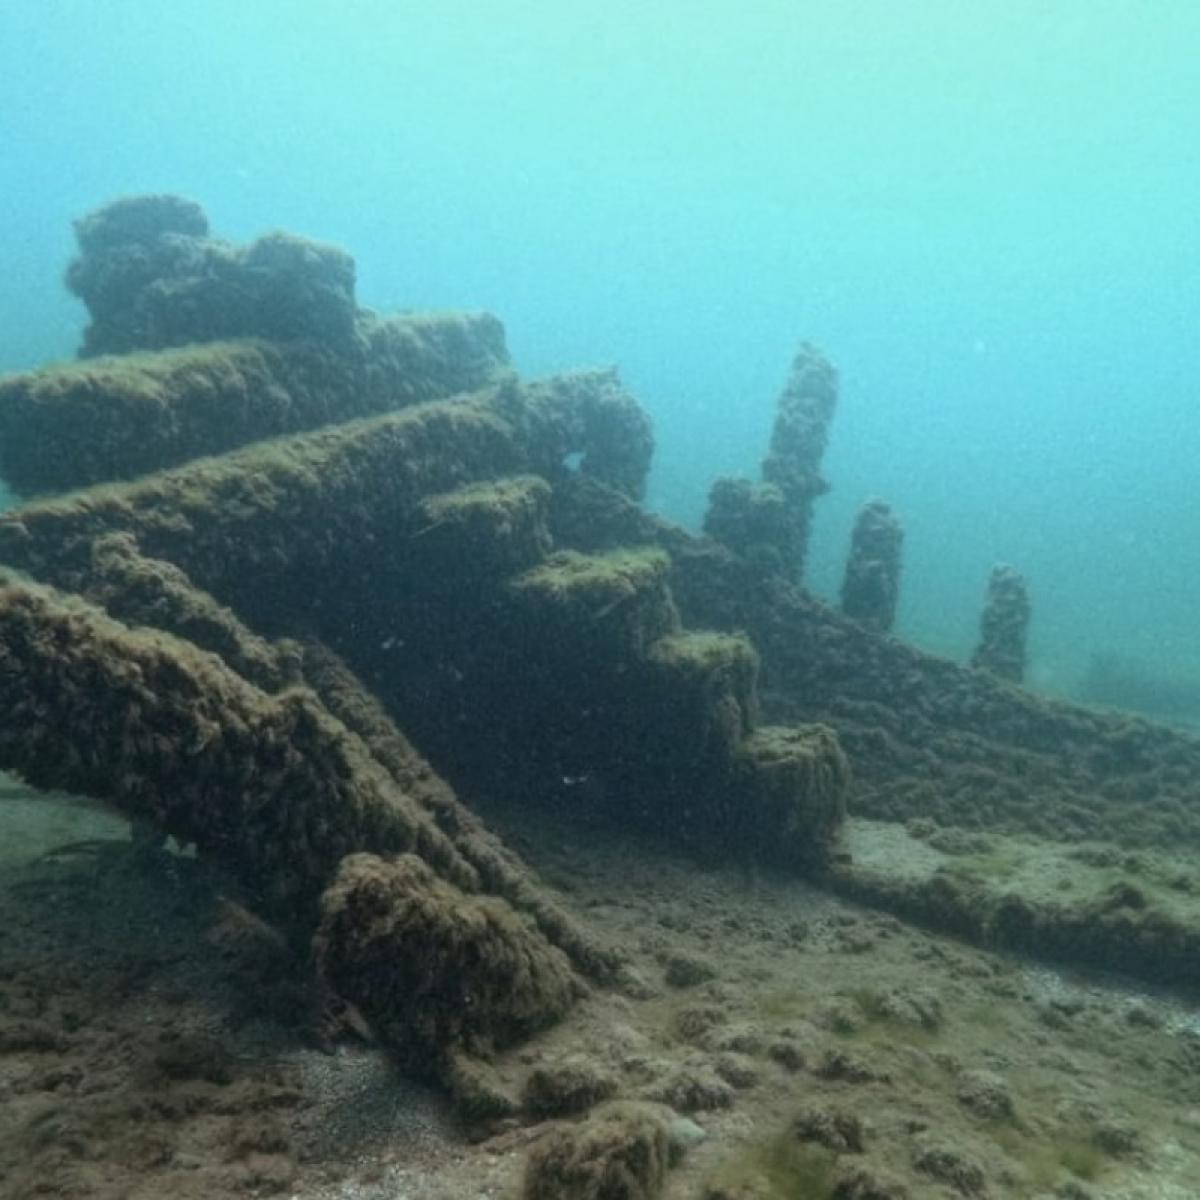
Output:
[{"xmin": 2, "ymin": 197, "xmax": 1200, "ymax": 1200}]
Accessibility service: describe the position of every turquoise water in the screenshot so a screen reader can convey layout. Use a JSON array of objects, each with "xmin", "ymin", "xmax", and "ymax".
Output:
[{"xmin": 2, "ymin": 1, "xmax": 1197, "ymax": 696}]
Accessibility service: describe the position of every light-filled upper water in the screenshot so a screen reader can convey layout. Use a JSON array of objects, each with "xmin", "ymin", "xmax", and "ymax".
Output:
[
  {"xmin": 4, "ymin": 2, "xmax": 1195, "ymax": 710},
  {"xmin": 2, "ymin": 2, "xmax": 1197, "ymax": 712}
]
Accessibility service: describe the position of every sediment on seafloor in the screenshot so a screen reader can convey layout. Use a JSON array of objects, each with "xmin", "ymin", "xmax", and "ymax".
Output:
[{"xmin": 830, "ymin": 818, "xmax": 1200, "ymax": 987}]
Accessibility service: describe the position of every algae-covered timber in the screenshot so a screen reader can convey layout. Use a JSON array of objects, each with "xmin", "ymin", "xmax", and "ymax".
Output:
[
  {"xmin": 540, "ymin": 468, "xmax": 1200, "ymax": 975},
  {"xmin": 81, "ymin": 530, "xmax": 299, "ymax": 691},
  {"xmin": 514, "ymin": 367, "xmax": 654, "ymax": 501},
  {"xmin": 508, "ymin": 546, "xmax": 681, "ymax": 662},
  {"xmin": 315, "ymin": 853, "xmax": 581, "ymax": 1073},
  {"xmin": 414, "ymin": 474, "xmax": 555, "ymax": 585},
  {"xmin": 839, "ymin": 497, "xmax": 904, "ymax": 633},
  {"xmin": 971, "ymin": 563, "xmax": 1032, "ymax": 683},
  {"xmin": 554, "ymin": 475, "xmax": 1200, "ymax": 856},
  {"xmin": 0, "ymin": 579, "xmax": 479, "ymax": 915},
  {"xmin": 62, "ymin": 194, "xmax": 361, "ymax": 357},
  {"xmin": 298, "ymin": 636, "xmax": 626, "ymax": 984},
  {"xmin": 0, "ymin": 313, "xmax": 511, "ymax": 496},
  {"xmin": 732, "ymin": 725, "xmax": 849, "ymax": 868},
  {"xmin": 704, "ymin": 343, "xmax": 837, "ymax": 583},
  {"xmin": 521, "ymin": 1101, "xmax": 673, "ymax": 1200},
  {"xmin": 0, "ymin": 579, "xmax": 596, "ymax": 1074},
  {"xmin": 0, "ymin": 371, "xmax": 651, "ymax": 622},
  {"xmin": 669, "ymin": 540, "xmax": 1200, "ymax": 853},
  {"xmin": 0, "ymin": 390, "xmax": 526, "ymax": 626},
  {"xmin": 0, "ymin": 374, "xmax": 849, "ymax": 879}
]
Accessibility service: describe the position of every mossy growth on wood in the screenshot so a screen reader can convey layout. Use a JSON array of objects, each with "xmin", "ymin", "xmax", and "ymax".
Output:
[
  {"xmin": 0, "ymin": 579, "xmax": 477, "ymax": 920},
  {"xmin": 840, "ymin": 497, "xmax": 904, "ymax": 632},
  {"xmin": 314, "ymin": 853, "xmax": 581, "ymax": 1074},
  {"xmin": 730, "ymin": 724, "xmax": 850, "ymax": 867},
  {"xmin": 83, "ymin": 530, "xmax": 297, "ymax": 692},
  {"xmin": 641, "ymin": 631, "xmax": 761, "ymax": 765},
  {"xmin": 971, "ymin": 564, "xmax": 1031, "ymax": 683},
  {"xmin": 0, "ymin": 313, "xmax": 510, "ymax": 497},
  {"xmin": 646, "ymin": 630, "xmax": 759, "ymax": 704},
  {"xmin": 61, "ymin": 194, "xmax": 360, "ymax": 356},
  {"xmin": 703, "ymin": 477, "xmax": 793, "ymax": 576},
  {"xmin": 516, "ymin": 367, "xmax": 654, "ymax": 501},
  {"xmin": 0, "ymin": 392, "xmax": 525, "ymax": 625},
  {"xmin": 295, "ymin": 636, "xmax": 626, "ymax": 986},
  {"xmin": 508, "ymin": 547, "xmax": 680, "ymax": 662},
  {"xmin": 0, "ymin": 578, "xmax": 607, "ymax": 1078},
  {"xmin": 412, "ymin": 474, "xmax": 553, "ymax": 587}
]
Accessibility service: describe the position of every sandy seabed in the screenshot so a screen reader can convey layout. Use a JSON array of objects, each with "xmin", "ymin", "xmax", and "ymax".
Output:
[{"xmin": 2, "ymin": 771, "xmax": 1200, "ymax": 1200}]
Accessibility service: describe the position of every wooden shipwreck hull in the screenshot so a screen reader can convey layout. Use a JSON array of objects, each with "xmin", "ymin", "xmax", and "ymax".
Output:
[{"xmin": 2, "ymin": 195, "xmax": 1198, "ymax": 1103}]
